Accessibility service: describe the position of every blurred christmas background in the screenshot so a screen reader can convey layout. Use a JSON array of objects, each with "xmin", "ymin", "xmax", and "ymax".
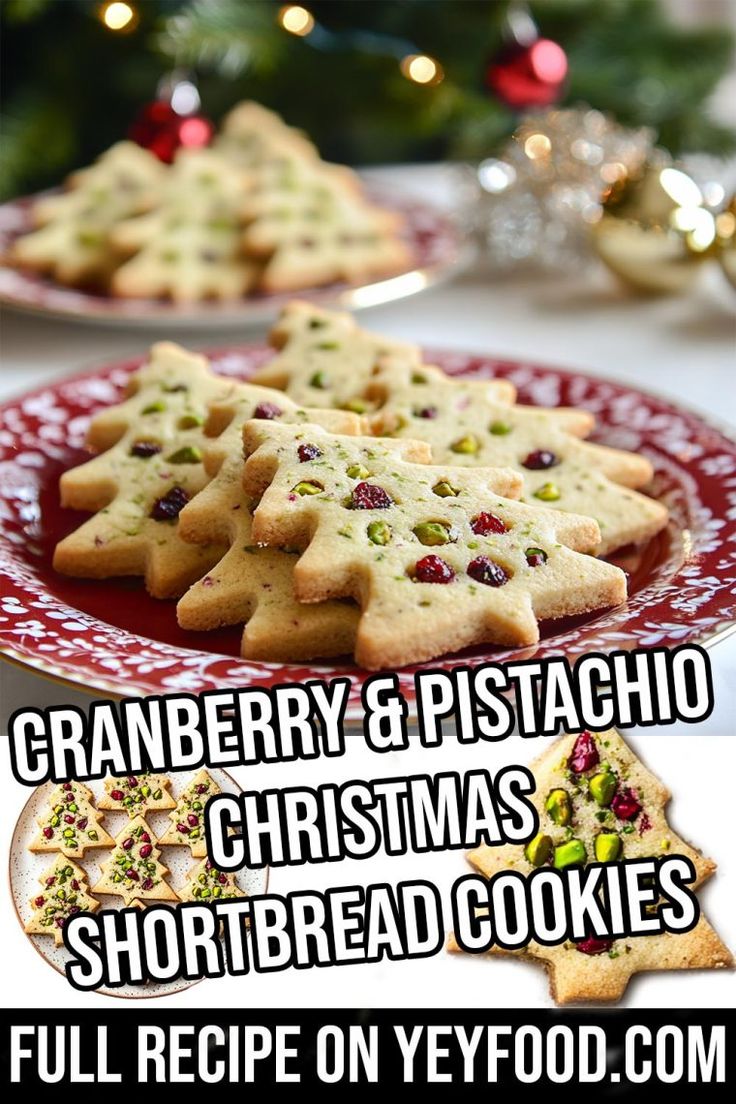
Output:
[{"xmin": 2, "ymin": 0, "xmax": 736, "ymax": 290}]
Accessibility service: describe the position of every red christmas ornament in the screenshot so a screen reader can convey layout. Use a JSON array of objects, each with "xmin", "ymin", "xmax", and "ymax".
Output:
[
  {"xmin": 128, "ymin": 90, "xmax": 213, "ymax": 163},
  {"xmin": 485, "ymin": 37, "xmax": 568, "ymax": 110}
]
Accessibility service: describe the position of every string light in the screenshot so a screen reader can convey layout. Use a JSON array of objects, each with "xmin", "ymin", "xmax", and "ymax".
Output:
[
  {"xmin": 99, "ymin": 2, "xmax": 137, "ymax": 32},
  {"xmin": 278, "ymin": 5, "xmax": 314, "ymax": 37},
  {"xmin": 400, "ymin": 54, "xmax": 444, "ymax": 86}
]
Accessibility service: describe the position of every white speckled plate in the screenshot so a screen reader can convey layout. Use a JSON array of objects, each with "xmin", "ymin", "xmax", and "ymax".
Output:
[{"xmin": 9, "ymin": 768, "xmax": 267, "ymax": 999}]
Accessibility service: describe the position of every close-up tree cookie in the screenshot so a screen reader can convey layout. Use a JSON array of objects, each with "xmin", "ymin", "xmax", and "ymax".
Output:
[
  {"xmin": 93, "ymin": 815, "xmax": 179, "ymax": 907},
  {"xmin": 24, "ymin": 858, "xmax": 100, "ymax": 947},
  {"xmin": 29, "ymin": 781, "xmax": 114, "ymax": 859},
  {"xmin": 448, "ymin": 729, "xmax": 733, "ymax": 1004},
  {"xmin": 367, "ymin": 357, "xmax": 669, "ymax": 554},
  {"xmin": 242, "ymin": 422, "xmax": 627, "ymax": 668},
  {"xmin": 177, "ymin": 387, "xmax": 361, "ymax": 659},
  {"xmin": 53, "ymin": 342, "xmax": 236, "ymax": 598}
]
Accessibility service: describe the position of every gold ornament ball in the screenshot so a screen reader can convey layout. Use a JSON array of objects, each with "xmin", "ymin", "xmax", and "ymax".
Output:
[
  {"xmin": 591, "ymin": 161, "xmax": 716, "ymax": 294},
  {"xmin": 715, "ymin": 195, "xmax": 736, "ymax": 290}
]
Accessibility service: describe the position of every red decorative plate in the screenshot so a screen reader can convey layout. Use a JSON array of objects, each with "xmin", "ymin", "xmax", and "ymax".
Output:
[
  {"xmin": 0, "ymin": 191, "xmax": 470, "ymax": 330},
  {"xmin": 1, "ymin": 347, "xmax": 735, "ymax": 720}
]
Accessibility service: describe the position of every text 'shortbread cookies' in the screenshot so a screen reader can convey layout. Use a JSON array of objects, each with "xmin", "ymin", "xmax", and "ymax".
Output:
[
  {"xmin": 25, "ymin": 858, "xmax": 100, "ymax": 946},
  {"xmin": 367, "ymin": 358, "xmax": 668, "ymax": 555},
  {"xmin": 92, "ymin": 815, "xmax": 179, "ymax": 907},
  {"xmin": 29, "ymin": 781, "xmax": 114, "ymax": 859},
  {"xmin": 242, "ymin": 421, "xmax": 627, "ymax": 668},
  {"xmin": 97, "ymin": 772, "xmax": 176, "ymax": 817},
  {"xmin": 177, "ymin": 388, "xmax": 361, "ymax": 660},
  {"xmin": 53, "ymin": 342, "xmax": 233, "ymax": 598},
  {"xmin": 159, "ymin": 770, "xmax": 221, "ymax": 857},
  {"xmin": 252, "ymin": 301, "xmax": 516, "ymax": 411},
  {"xmin": 448, "ymin": 729, "xmax": 733, "ymax": 1004}
]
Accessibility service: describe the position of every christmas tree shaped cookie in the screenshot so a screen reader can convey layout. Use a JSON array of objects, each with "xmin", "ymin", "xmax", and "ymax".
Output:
[
  {"xmin": 25, "ymin": 858, "xmax": 100, "ymax": 946},
  {"xmin": 242, "ymin": 422, "xmax": 627, "ymax": 669},
  {"xmin": 159, "ymin": 770, "xmax": 221, "ymax": 857},
  {"xmin": 53, "ymin": 342, "xmax": 239, "ymax": 598},
  {"xmin": 176, "ymin": 388, "xmax": 361, "ymax": 659},
  {"xmin": 251, "ymin": 301, "xmax": 514, "ymax": 411},
  {"xmin": 29, "ymin": 781, "xmax": 113, "ymax": 858},
  {"xmin": 10, "ymin": 141, "xmax": 165, "ymax": 286},
  {"xmin": 93, "ymin": 815, "xmax": 178, "ymax": 906},
  {"xmin": 367, "ymin": 357, "xmax": 668, "ymax": 555},
  {"xmin": 110, "ymin": 148, "xmax": 261, "ymax": 302},
  {"xmin": 448, "ymin": 729, "xmax": 733, "ymax": 1004},
  {"xmin": 98, "ymin": 772, "xmax": 176, "ymax": 817},
  {"xmin": 239, "ymin": 154, "xmax": 412, "ymax": 294},
  {"xmin": 215, "ymin": 100, "xmax": 320, "ymax": 168},
  {"xmin": 179, "ymin": 858, "xmax": 246, "ymax": 904}
]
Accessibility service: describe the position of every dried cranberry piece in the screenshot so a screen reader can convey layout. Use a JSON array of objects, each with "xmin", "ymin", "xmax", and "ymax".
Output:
[
  {"xmin": 467, "ymin": 556, "xmax": 509, "ymax": 587},
  {"xmin": 141, "ymin": 877, "xmax": 154, "ymax": 891},
  {"xmin": 76, "ymin": 817, "xmax": 88, "ymax": 830},
  {"xmin": 139, "ymin": 844, "xmax": 153, "ymax": 859},
  {"xmin": 69, "ymin": 906, "xmax": 80, "ymax": 915},
  {"xmin": 64, "ymin": 792, "xmax": 74, "ymax": 802},
  {"xmin": 130, "ymin": 441, "xmax": 161, "ymax": 458},
  {"xmin": 187, "ymin": 813, "xmax": 199, "ymax": 827},
  {"xmin": 126, "ymin": 868, "xmax": 140, "ymax": 881},
  {"xmin": 140, "ymin": 832, "xmax": 150, "ymax": 843},
  {"xmin": 576, "ymin": 937, "xmax": 613, "ymax": 956},
  {"xmin": 177, "ymin": 822, "xmax": 190, "ymax": 834},
  {"xmin": 43, "ymin": 827, "xmax": 54, "ymax": 839},
  {"xmin": 522, "ymin": 449, "xmax": 558, "ymax": 470},
  {"xmin": 196, "ymin": 784, "xmax": 208, "ymax": 794},
  {"xmin": 253, "ymin": 402, "xmax": 282, "ymax": 420},
  {"xmin": 413, "ymin": 555, "xmax": 455, "ymax": 584},
  {"xmin": 638, "ymin": 812, "xmax": 652, "ymax": 835},
  {"xmin": 416, "ymin": 406, "xmax": 438, "ymax": 419},
  {"xmin": 71, "ymin": 879, "xmax": 80, "ymax": 891},
  {"xmin": 611, "ymin": 788, "xmax": 642, "ymax": 821},
  {"xmin": 151, "ymin": 485, "xmax": 189, "ymax": 521},
  {"xmin": 351, "ymin": 482, "xmax": 393, "ymax": 510},
  {"xmin": 62, "ymin": 783, "xmax": 72, "ymax": 791},
  {"xmin": 568, "ymin": 731, "xmax": 599, "ymax": 774},
  {"xmin": 205, "ymin": 859, "xmax": 212, "ymax": 870},
  {"xmin": 525, "ymin": 548, "xmax": 548, "ymax": 567},
  {"xmin": 34, "ymin": 895, "xmax": 45, "ymax": 907},
  {"xmin": 110, "ymin": 789, "xmax": 124, "ymax": 801},
  {"xmin": 55, "ymin": 917, "xmax": 66, "ymax": 928},
  {"xmin": 122, "ymin": 837, "xmax": 133, "ymax": 850},
  {"xmin": 297, "ymin": 443, "xmax": 322, "ymax": 462},
  {"xmin": 45, "ymin": 877, "xmax": 56, "ymax": 887},
  {"xmin": 64, "ymin": 814, "xmax": 75, "ymax": 824},
  {"xmin": 470, "ymin": 512, "xmax": 507, "ymax": 536},
  {"xmin": 127, "ymin": 776, "xmax": 138, "ymax": 787},
  {"xmin": 218, "ymin": 873, "xmax": 228, "ymax": 885}
]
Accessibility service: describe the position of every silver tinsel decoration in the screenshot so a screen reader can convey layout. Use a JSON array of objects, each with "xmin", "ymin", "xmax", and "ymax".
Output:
[{"xmin": 478, "ymin": 107, "xmax": 654, "ymax": 270}]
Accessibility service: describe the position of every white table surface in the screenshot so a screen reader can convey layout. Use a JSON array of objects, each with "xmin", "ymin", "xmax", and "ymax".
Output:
[{"xmin": 1, "ymin": 165, "xmax": 735, "ymax": 1009}]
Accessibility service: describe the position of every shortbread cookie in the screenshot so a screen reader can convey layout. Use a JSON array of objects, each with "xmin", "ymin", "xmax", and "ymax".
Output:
[
  {"xmin": 448, "ymin": 729, "xmax": 732, "ymax": 1003},
  {"xmin": 243, "ymin": 422, "xmax": 627, "ymax": 668},
  {"xmin": 253, "ymin": 301, "xmax": 516, "ymax": 411},
  {"xmin": 25, "ymin": 858, "xmax": 100, "ymax": 946},
  {"xmin": 29, "ymin": 781, "xmax": 114, "ymax": 858},
  {"xmin": 53, "ymin": 342, "xmax": 232, "ymax": 598},
  {"xmin": 97, "ymin": 772, "xmax": 176, "ymax": 816},
  {"xmin": 110, "ymin": 148, "xmax": 260, "ymax": 302},
  {"xmin": 10, "ymin": 141, "xmax": 165, "ymax": 286},
  {"xmin": 179, "ymin": 858, "xmax": 246, "ymax": 904},
  {"xmin": 367, "ymin": 358, "xmax": 668, "ymax": 555},
  {"xmin": 93, "ymin": 816, "xmax": 179, "ymax": 907},
  {"xmin": 159, "ymin": 770, "xmax": 221, "ymax": 857},
  {"xmin": 177, "ymin": 390, "xmax": 360, "ymax": 659},
  {"xmin": 215, "ymin": 100, "xmax": 320, "ymax": 167},
  {"xmin": 240, "ymin": 155, "xmax": 412, "ymax": 293}
]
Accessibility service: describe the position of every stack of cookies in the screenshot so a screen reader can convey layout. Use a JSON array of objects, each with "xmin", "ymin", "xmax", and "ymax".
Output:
[
  {"xmin": 53, "ymin": 303, "xmax": 669, "ymax": 670},
  {"xmin": 8, "ymin": 102, "xmax": 410, "ymax": 301}
]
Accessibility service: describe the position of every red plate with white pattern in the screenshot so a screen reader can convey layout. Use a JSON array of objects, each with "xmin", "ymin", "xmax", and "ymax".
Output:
[
  {"xmin": 0, "ymin": 191, "xmax": 471, "ymax": 330},
  {"xmin": 1, "ymin": 346, "xmax": 735, "ymax": 720}
]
